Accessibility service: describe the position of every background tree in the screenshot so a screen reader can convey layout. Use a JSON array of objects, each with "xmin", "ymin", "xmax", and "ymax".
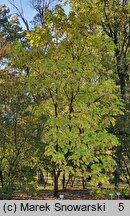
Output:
[
  {"xmin": 68, "ymin": 0, "xmax": 130, "ymax": 191},
  {"xmin": 30, "ymin": 0, "xmax": 54, "ymax": 26},
  {"xmin": 0, "ymin": 4, "xmax": 46, "ymax": 194},
  {"xmin": 0, "ymin": 4, "xmax": 23, "ymax": 42},
  {"xmin": 100, "ymin": 0, "xmax": 130, "ymax": 186},
  {"xmin": 101, "ymin": 0, "xmax": 130, "ymax": 99}
]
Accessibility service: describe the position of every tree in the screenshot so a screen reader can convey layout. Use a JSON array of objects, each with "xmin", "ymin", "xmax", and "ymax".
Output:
[
  {"xmin": 100, "ymin": 0, "xmax": 130, "ymax": 185},
  {"xmin": 0, "ymin": 35, "xmax": 11, "ymax": 60},
  {"xmin": 30, "ymin": 0, "xmax": 54, "ymax": 26},
  {"xmin": 0, "ymin": 1, "xmax": 127, "ymax": 199},
  {"xmin": 101, "ymin": 0, "xmax": 130, "ymax": 99},
  {"xmin": 0, "ymin": 5, "xmax": 21, "ymax": 189},
  {"xmin": 69, "ymin": 0, "xmax": 129, "ymax": 99},
  {"xmin": 0, "ymin": 4, "xmax": 23, "ymax": 42},
  {"xmin": 0, "ymin": 5, "xmax": 46, "ymax": 193},
  {"xmin": 7, "ymin": 0, "xmax": 30, "ymax": 30},
  {"xmin": 0, "ymin": 35, "xmax": 11, "ymax": 188},
  {"xmin": 68, "ymin": 0, "xmax": 130, "ymax": 190},
  {"xmin": 26, "ymin": 4, "xmax": 123, "ymax": 197}
]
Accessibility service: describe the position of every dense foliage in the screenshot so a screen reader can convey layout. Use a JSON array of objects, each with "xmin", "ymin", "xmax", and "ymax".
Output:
[{"xmin": 0, "ymin": 0, "xmax": 130, "ymax": 198}]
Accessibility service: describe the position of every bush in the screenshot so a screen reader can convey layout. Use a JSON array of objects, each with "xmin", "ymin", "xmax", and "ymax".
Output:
[
  {"xmin": 0, "ymin": 184, "xmax": 16, "ymax": 199},
  {"xmin": 19, "ymin": 182, "xmax": 38, "ymax": 197}
]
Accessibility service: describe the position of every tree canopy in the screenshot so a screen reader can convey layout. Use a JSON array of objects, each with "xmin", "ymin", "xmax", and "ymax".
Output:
[{"xmin": 0, "ymin": 0, "xmax": 130, "ymax": 198}]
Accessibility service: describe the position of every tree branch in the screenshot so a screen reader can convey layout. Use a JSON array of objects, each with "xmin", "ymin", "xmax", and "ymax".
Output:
[{"xmin": 8, "ymin": 0, "xmax": 30, "ymax": 30}]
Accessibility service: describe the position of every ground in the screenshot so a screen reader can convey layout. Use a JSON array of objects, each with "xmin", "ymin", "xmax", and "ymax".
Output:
[
  {"xmin": 11, "ymin": 186, "xmax": 130, "ymax": 200},
  {"xmin": 1, "ymin": 182, "xmax": 130, "ymax": 200},
  {"xmin": 12, "ymin": 189, "xmax": 92, "ymax": 200}
]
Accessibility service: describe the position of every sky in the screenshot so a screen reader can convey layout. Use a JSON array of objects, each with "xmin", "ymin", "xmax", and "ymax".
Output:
[{"xmin": 0, "ymin": 0, "xmax": 70, "ymax": 29}]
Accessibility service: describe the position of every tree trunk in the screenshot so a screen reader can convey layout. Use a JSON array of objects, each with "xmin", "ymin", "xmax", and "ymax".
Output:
[
  {"xmin": 116, "ymin": 49, "xmax": 127, "ymax": 99},
  {"xmin": 44, "ymin": 172, "xmax": 48, "ymax": 188},
  {"xmin": 114, "ymin": 169, "xmax": 120, "ymax": 188},
  {"xmin": 0, "ymin": 170, "xmax": 4, "ymax": 188},
  {"xmin": 53, "ymin": 175, "xmax": 59, "ymax": 198},
  {"xmin": 38, "ymin": 168, "xmax": 44, "ymax": 184},
  {"xmin": 70, "ymin": 174, "xmax": 75, "ymax": 187},
  {"xmin": 65, "ymin": 171, "xmax": 71, "ymax": 189},
  {"xmin": 62, "ymin": 171, "xmax": 65, "ymax": 190},
  {"xmin": 82, "ymin": 177, "xmax": 86, "ymax": 189},
  {"xmin": 118, "ymin": 72, "xmax": 126, "ymax": 99}
]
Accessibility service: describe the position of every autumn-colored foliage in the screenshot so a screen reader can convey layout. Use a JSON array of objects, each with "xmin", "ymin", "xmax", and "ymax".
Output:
[{"xmin": 0, "ymin": 35, "xmax": 11, "ymax": 59}]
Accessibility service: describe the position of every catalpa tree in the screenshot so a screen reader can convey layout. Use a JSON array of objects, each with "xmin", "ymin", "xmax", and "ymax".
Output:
[{"xmin": 24, "ymin": 4, "xmax": 123, "ymax": 197}]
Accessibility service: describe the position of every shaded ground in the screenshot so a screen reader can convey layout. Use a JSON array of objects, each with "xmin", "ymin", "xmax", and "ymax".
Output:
[
  {"xmin": 12, "ymin": 189, "xmax": 130, "ymax": 200},
  {"xmin": 1, "ymin": 184, "xmax": 130, "ymax": 200},
  {"xmin": 12, "ymin": 189, "xmax": 93, "ymax": 200}
]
